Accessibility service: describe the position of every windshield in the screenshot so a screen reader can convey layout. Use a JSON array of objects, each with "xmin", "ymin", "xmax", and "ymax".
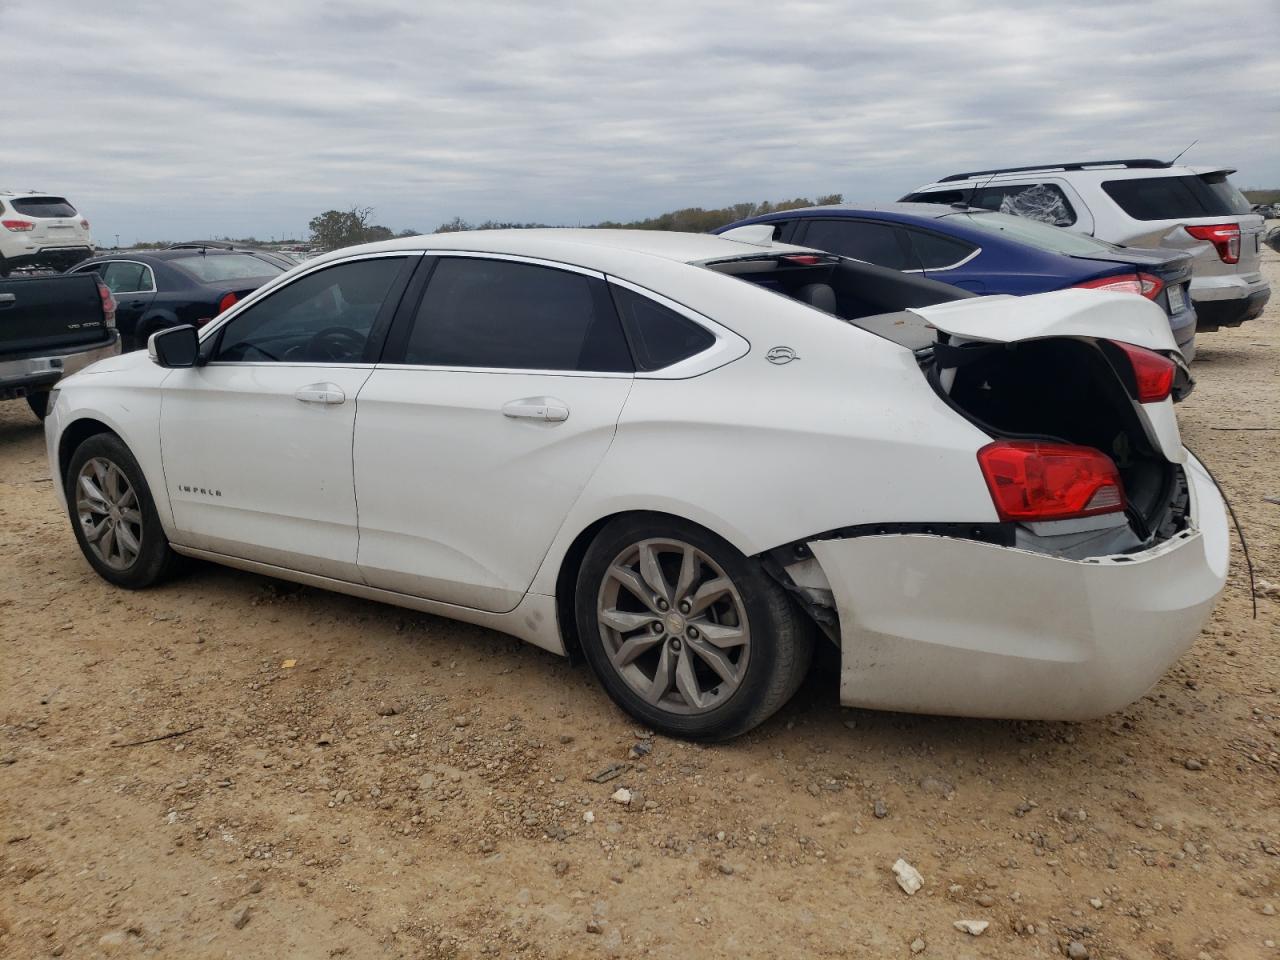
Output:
[
  {"xmin": 171, "ymin": 253, "xmax": 284, "ymax": 283},
  {"xmin": 947, "ymin": 212, "xmax": 1123, "ymax": 256}
]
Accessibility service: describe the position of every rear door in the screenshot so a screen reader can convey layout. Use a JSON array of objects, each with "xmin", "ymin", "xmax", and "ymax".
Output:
[
  {"xmin": 353, "ymin": 253, "xmax": 634, "ymax": 612},
  {"xmin": 159, "ymin": 253, "xmax": 416, "ymax": 580}
]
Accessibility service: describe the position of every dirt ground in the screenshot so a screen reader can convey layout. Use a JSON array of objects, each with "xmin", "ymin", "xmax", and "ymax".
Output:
[{"xmin": 2, "ymin": 248, "xmax": 1277, "ymax": 960}]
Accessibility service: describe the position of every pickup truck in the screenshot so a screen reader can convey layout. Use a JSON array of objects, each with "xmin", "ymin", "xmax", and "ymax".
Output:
[{"xmin": 0, "ymin": 272, "xmax": 120, "ymax": 419}]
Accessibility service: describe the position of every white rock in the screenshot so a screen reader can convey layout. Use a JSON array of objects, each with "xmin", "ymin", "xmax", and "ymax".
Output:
[
  {"xmin": 1089, "ymin": 897, "xmax": 1103, "ymax": 909},
  {"xmin": 582, "ymin": 810, "xmax": 595, "ymax": 823},
  {"xmin": 953, "ymin": 920, "xmax": 989, "ymax": 936},
  {"xmin": 610, "ymin": 788, "xmax": 632, "ymax": 805},
  {"xmin": 892, "ymin": 858, "xmax": 924, "ymax": 895},
  {"xmin": 910, "ymin": 936, "xmax": 926, "ymax": 954}
]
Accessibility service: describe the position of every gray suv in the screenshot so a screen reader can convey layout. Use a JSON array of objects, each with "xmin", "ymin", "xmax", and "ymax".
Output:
[{"xmin": 904, "ymin": 160, "xmax": 1269, "ymax": 331}]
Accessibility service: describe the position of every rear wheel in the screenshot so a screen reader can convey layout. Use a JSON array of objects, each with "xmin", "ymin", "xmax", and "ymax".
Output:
[
  {"xmin": 575, "ymin": 515, "xmax": 813, "ymax": 740},
  {"xmin": 65, "ymin": 433, "xmax": 178, "ymax": 588},
  {"xmin": 26, "ymin": 391, "xmax": 50, "ymax": 420}
]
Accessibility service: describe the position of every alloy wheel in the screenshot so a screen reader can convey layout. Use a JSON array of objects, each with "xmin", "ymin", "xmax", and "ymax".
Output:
[
  {"xmin": 76, "ymin": 457, "xmax": 143, "ymax": 570},
  {"xmin": 596, "ymin": 538, "xmax": 751, "ymax": 715}
]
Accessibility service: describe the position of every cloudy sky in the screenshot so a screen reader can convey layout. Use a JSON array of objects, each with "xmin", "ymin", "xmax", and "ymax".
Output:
[{"xmin": 5, "ymin": 0, "xmax": 1278, "ymax": 244}]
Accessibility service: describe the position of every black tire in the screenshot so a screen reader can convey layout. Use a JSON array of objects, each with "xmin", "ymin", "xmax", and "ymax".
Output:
[
  {"xmin": 575, "ymin": 514, "xmax": 813, "ymax": 741},
  {"xmin": 64, "ymin": 432, "xmax": 179, "ymax": 588},
  {"xmin": 26, "ymin": 391, "xmax": 50, "ymax": 420}
]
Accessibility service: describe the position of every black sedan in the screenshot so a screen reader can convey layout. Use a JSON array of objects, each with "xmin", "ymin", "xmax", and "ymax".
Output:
[{"xmin": 68, "ymin": 249, "xmax": 286, "ymax": 350}]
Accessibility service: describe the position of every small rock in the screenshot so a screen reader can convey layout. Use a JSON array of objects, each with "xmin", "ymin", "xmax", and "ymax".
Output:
[
  {"xmin": 231, "ymin": 906, "xmax": 250, "ymax": 930},
  {"xmin": 629, "ymin": 740, "xmax": 652, "ymax": 759},
  {"xmin": 910, "ymin": 937, "xmax": 926, "ymax": 954},
  {"xmin": 553, "ymin": 860, "xmax": 569, "ymax": 877},
  {"xmin": 417, "ymin": 773, "xmax": 437, "ymax": 792},
  {"xmin": 919, "ymin": 776, "xmax": 954, "ymax": 797},
  {"xmin": 873, "ymin": 799, "xmax": 889, "ymax": 819},
  {"xmin": 376, "ymin": 702, "xmax": 400, "ymax": 716},
  {"xmin": 558, "ymin": 734, "xmax": 574, "ymax": 744},
  {"xmin": 585, "ymin": 919, "xmax": 604, "ymax": 934},
  {"xmin": 1089, "ymin": 897, "xmax": 1103, "ymax": 909},
  {"xmin": 583, "ymin": 810, "xmax": 595, "ymax": 823},
  {"xmin": 610, "ymin": 788, "xmax": 632, "ymax": 805},
  {"xmin": 1263, "ymin": 903, "xmax": 1276, "ymax": 916},
  {"xmin": 953, "ymin": 920, "xmax": 988, "ymax": 936},
  {"xmin": 1184, "ymin": 758, "xmax": 1204, "ymax": 771},
  {"xmin": 718, "ymin": 863, "xmax": 735, "ymax": 875},
  {"xmin": 892, "ymin": 858, "xmax": 924, "ymax": 895},
  {"xmin": 975, "ymin": 893, "xmax": 995, "ymax": 908},
  {"xmin": 98, "ymin": 931, "xmax": 127, "ymax": 949},
  {"xmin": 1066, "ymin": 941, "xmax": 1089, "ymax": 959},
  {"xmin": 247, "ymin": 880, "xmax": 263, "ymax": 894}
]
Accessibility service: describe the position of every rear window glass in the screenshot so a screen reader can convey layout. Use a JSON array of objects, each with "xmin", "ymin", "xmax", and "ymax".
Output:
[
  {"xmin": 947, "ymin": 212, "xmax": 1122, "ymax": 256},
  {"xmin": 10, "ymin": 196, "xmax": 77, "ymax": 218},
  {"xmin": 610, "ymin": 285, "xmax": 714, "ymax": 371},
  {"xmin": 1102, "ymin": 174, "xmax": 1251, "ymax": 220},
  {"xmin": 899, "ymin": 228, "xmax": 977, "ymax": 269},
  {"xmin": 171, "ymin": 253, "xmax": 284, "ymax": 282}
]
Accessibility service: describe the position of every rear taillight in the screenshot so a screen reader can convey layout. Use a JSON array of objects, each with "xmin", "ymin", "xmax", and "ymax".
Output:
[
  {"xmin": 217, "ymin": 292, "xmax": 238, "ymax": 314},
  {"xmin": 1185, "ymin": 223, "xmax": 1240, "ymax": 264},
  {"xmin": 1, "ymin": 219, "xmax": 33, "ymax": 232},
  {"xmin": 1074, "ymin": 272, "xmax": 1163, "ymax": 300},
  {"xmin": 80, "ymin": 218, "xmax": 90, "ymax": 230},
  {"xmin": 977, "ymin": 441, "xmax": 1125, "ymax": 523},
  {"xmin": 781, "ymin": 254, "xmax": 824, "ymax": 265},
  {"xmin": 95, "ymin": 280, "xmax": 117, "ymax": 330},
  {"xmin": 1105, "ymin": 340, "xmax": 1176, "ymax": 403}
]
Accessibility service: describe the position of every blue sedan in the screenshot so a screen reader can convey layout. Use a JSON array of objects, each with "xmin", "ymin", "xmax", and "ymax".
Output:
[{"xmin": 714, "ymin": 203, "xmax": 1197, "ymax": 359}]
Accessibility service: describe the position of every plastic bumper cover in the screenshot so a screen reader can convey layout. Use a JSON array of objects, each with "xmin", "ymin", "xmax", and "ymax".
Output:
[
  {"xmin": 0, "ymin": 334, "xmax": 120, "ymax": 399},
  {"xmin": 809, "ymin": 455, "xmax": 1228, "ymax": 721}
]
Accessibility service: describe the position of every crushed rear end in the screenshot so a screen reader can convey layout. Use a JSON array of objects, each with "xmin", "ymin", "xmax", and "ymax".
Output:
[{"xmin": 794, "ymin": 288, "xmax": 1229, "ymax": 719}]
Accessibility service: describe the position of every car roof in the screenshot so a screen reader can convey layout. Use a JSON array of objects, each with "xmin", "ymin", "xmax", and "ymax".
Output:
[
  {"xmin": 306, "ymin": 228, "xmax": 819, "ymax": 272},
  {"xmin": 749, "ymin": 202, "xmax": 973, "ymax": 222},
  {"xmin": 98, "ymin": 249, "xmax": 275, "ymax": 263},
  {"xmin": 921, "ymin": 163, "xmax": 1236, "ymax": 187}
]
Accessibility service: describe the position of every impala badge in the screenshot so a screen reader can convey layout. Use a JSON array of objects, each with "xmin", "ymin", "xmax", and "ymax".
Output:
[{"xmin": 766, "ymin": 346, "xmax": 799, "ymax": 365}]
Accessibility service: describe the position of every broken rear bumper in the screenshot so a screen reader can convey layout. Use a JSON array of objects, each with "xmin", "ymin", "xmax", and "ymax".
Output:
[{"xmin": 809, "ymin": 454, "xmax": 1229, "ymax": 721}]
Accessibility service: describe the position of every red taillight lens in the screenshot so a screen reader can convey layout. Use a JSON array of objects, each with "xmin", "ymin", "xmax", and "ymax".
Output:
[
  {"xmin": 80, "ymin": 218, "xmax": 90, "ymax": 230},
  {"xmin": 1185, "ymin": 223, "xmax": 1240, "ymax": 264},
  {"xmin": 782, "ymin": 254, "xmax": 824, "ymax": 265},
  {"xmin": 978, "ymin": 441, "xmax": 1125, "ymax": 523},
  {"xmin": 217, "ymin": 292, "xmax": 238, "ymax": 314},
  {"xmin": 95, "ymin": 280, "xmax": 117, "ymax": 329},
  {"xmin": 1074, "ymin": 272, "xmax": 1163, "ymax": 300},
  {"xmin": 1, "ymin": 219, "xmax": 34, "ymax": 232},
  {"xmin": 1107, "ymin": 340, "xmax": 1175, "ymax": 403}
]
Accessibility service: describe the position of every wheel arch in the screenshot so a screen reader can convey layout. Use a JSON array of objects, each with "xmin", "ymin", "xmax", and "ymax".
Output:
[{"xmin": 58, "ymin": 417, "xmax": 121, "ymax": 482}]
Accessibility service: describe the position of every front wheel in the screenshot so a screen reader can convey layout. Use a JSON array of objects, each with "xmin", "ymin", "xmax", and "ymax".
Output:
[
  {"xmin": 575, "ymin": 515, "xmax": 813, "ymax": 740},
  {"xmin": 65, "ymin": 432, "xmax": 179, "ymax": 588}
]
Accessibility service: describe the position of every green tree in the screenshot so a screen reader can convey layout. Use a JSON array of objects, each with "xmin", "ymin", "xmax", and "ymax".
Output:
[{"xmin": 308, "ymin": 207, "xmax": 397, "ymax": 251}]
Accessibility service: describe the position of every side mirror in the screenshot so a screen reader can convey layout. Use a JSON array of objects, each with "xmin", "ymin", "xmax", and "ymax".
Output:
[{"xmin": 148, "ymin": 324, "xmax": 200, "ymax": 368}]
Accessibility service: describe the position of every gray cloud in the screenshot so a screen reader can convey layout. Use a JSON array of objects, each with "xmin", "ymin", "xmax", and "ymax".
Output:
[{"xmin": 3, "ymin": 0, "xmax": 1277, "ymax": 243}]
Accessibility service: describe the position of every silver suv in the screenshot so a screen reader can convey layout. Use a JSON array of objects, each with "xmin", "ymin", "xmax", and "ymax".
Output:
[{"xmin": 903, "ymin": 160, "xmax": 1269, "ymax": 331}]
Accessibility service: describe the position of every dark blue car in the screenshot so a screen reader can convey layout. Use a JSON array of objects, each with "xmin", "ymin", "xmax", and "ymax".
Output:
[{"xmin": 714, "ymin": 203, "xmax": 1197, "ymax": 359}]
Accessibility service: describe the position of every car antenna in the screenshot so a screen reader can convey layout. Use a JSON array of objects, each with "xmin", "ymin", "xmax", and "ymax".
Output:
[
  {"xmin": 959, "ymin": 171, "xmax": 999, "ymax": 211},
  {"xmin": 1168, "ymin": 139, "xmax": 1198, "ymax": 166}
]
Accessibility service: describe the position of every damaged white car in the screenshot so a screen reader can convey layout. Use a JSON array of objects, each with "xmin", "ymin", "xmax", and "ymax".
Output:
[{"xmin": 45, "ymin": 229, "xmax": 1229, "ymax": 739}]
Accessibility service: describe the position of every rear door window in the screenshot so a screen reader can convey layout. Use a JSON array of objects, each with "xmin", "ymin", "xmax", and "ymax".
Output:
[
  {"xmin": 610, "ymin": 285, "xmax": 715, "ymax": 371},
  {"xmin": 898, "ymin": 228, "xmax": 978, "ymax": 270},
  {"xmin": 798, "ymin": 219, "xmax": 912, "ymax": 269},
  {"xmin": 1102, "ymin": 174, "xmax": 1252, "ymax": 220},
  {"xmin": 9, "ymin": 196, "xmax": 77, "ymax": 218},
  {"xmin": 401, "ymin": 257, "xmax": 632, "ymax": 372},
  {"xmin": 971, "ymin": 183, "xmax": 1077, "ymax": 226},
  {"xmin": 100, "ymin": 261, "xmax": 155, "ymax": 294}
]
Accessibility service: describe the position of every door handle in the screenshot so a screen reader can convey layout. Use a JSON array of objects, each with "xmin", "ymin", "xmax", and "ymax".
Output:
[
  {"xmin": 501, "ymin": 396, "xmax": 569, "ymax": 422},
  {"xmin": 294, "ymin": 382, "xmax": 346, "ymax": 405}
]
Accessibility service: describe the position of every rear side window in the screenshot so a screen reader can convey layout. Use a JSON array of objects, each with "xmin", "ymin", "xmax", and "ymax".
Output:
[
  {"xmin": 100, "ymin": 261, "xmax": 154, "ymax": 294},
  {"xmin": 900, "ymin": 190, "xmax": 968, "ymax": 205},
  {"xmin": 404, "ymin": 258, "xmax": 632, "ymax": 372},
  {"xmin": 799, "ymin": 219, "xmax": 911, "ymax": 270},
  {"xmin": 898, "ymin": 228, "xmax": 977, "ymax": 270},
  {"xmin": 9, "ymin": 196, "xmax": 77, "ymax": 218},
  {"xmin": 610, "ymin": 286, "xmax": 715, "ymax": 371},
  {"xmin": 172, "ymin": 253, "xmax": 284, "ymax": 282},
  {"xmin": 971, "ymin": 183, "xmax": 1077, "ymax": 226},
  {"xmin": 1102, "ymin": 174, "xmax": 1252, "ymax": 220}
]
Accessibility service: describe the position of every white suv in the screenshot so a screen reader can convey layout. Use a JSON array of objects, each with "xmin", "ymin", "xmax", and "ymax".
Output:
[
  {"xmin": 904, "ymin": 160, "xmax": 1269, "ymax": 331},
  {"xmin": 0, "ymin": 191, "xmax": 96, "ymax": 274}
]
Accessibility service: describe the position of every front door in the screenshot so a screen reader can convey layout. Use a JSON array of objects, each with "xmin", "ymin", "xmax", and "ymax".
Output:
[
  {"xmin": 159, "ymin": 253, "xmax": 416, "ymax": 581},
  {"xmin": 354, "ymin": 254, "xmax": 634, "ymax": 612}
]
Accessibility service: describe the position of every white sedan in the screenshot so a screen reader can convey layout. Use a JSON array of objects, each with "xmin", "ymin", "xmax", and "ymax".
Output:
[{"xmin": 45, "ymin": 229, "xmax": 1229, "ymax": 739}]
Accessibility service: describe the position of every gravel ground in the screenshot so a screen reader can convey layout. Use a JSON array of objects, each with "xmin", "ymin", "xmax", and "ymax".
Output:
[{"xmin": 2, "ymin": 246, "xmax": 1277, "ymax": 960}]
